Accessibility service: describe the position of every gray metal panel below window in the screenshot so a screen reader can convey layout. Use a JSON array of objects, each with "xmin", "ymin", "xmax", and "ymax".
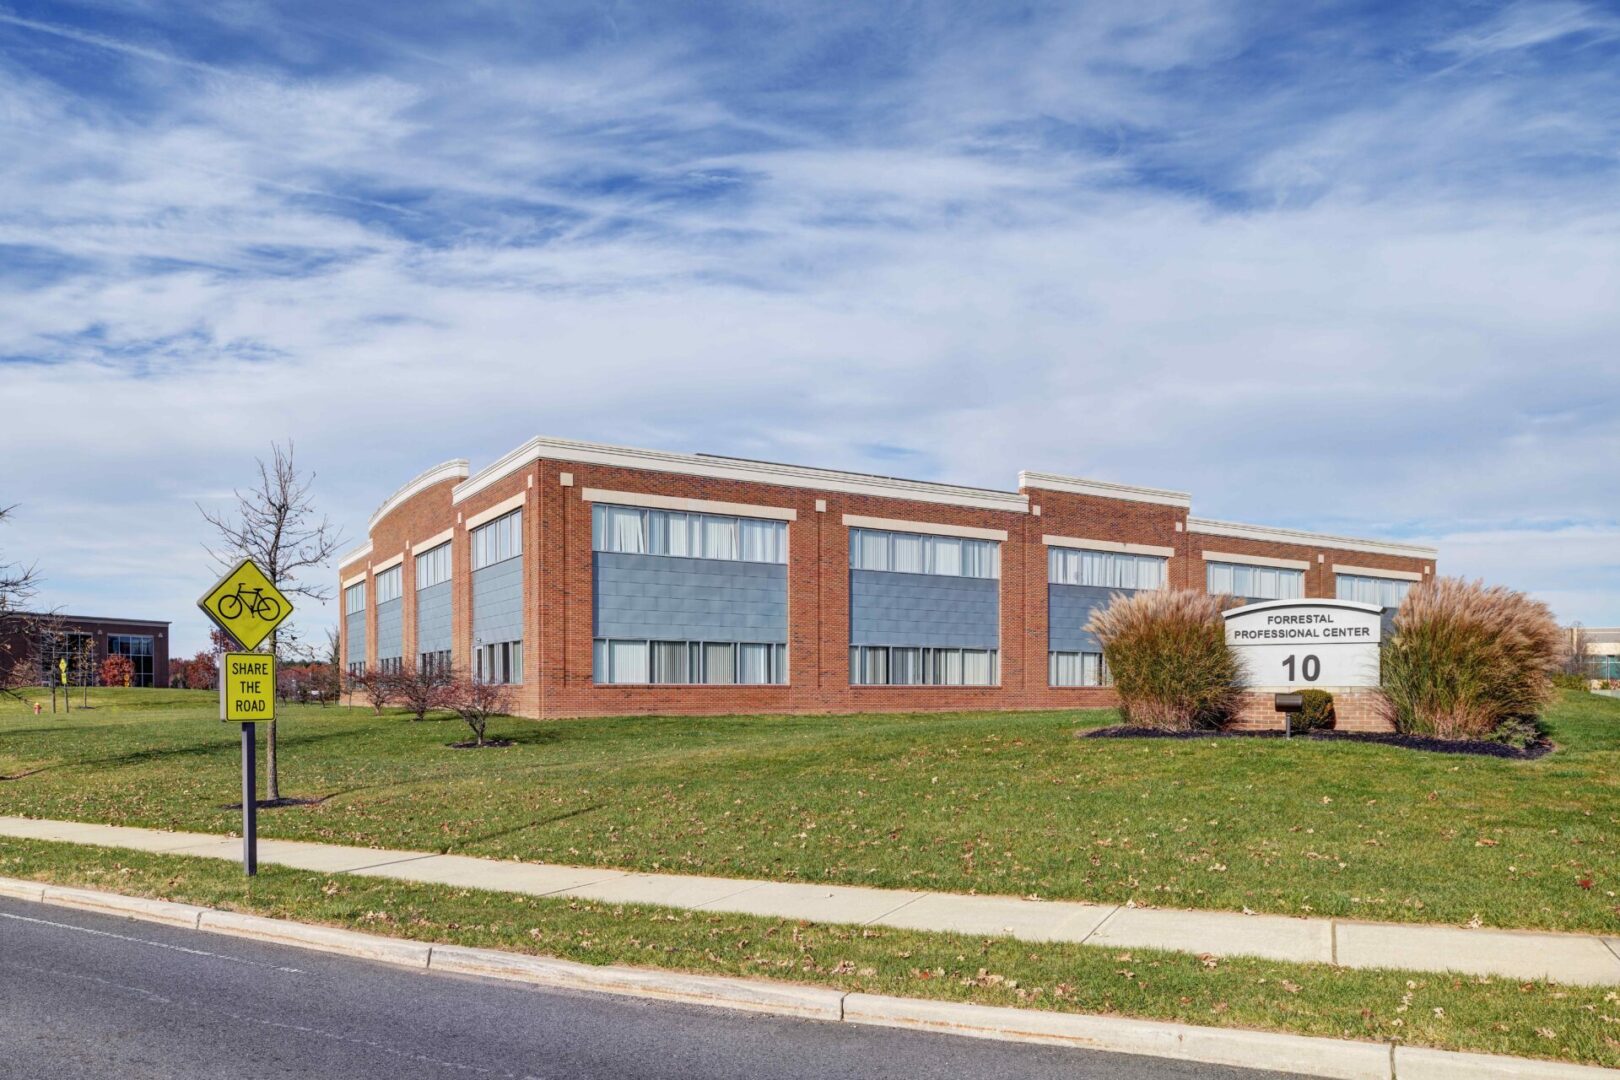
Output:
[
  {"xmin": 416, "ymin": 581, "xmax": 453, "ymax": 656},
  {"xmin": 375, "ymin": 598, "xmax": 403, "ymax": 661},
  {"xmin": 1047, "ymin": 583, "xmax": 1138, "ymax": 654},
  {"xmin": 472, "ymin": 557, "xmax": 524, "ymax": 645},
  {"xmin": 592, "ymin": 552, "xmax": 788, "ymax": 644},
  {"xmin": 849, "ymin": 569, "xmax": 999, "ymax": 649},
  {"xmin": 345, "ymin": 611, "xmax": 367, "ymax": 662}
]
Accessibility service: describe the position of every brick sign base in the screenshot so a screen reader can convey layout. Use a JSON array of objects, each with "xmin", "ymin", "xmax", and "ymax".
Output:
[{"xmin": 1228, "ymin": 690, "xmax": 1393, "ymax": 733}]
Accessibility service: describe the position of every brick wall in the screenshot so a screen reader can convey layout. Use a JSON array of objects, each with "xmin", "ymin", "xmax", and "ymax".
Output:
[{"xmin": 1229, "ymin": 690, "xmax": 1393, "ymax": 733}]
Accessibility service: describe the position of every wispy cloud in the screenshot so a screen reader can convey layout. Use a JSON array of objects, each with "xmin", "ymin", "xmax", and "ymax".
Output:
[{"xmin": 1, "ymin": 0, "xmax": 1618, "ymax": 649}]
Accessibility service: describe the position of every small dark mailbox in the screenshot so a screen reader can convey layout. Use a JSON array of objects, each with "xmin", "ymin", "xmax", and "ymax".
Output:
[{"xmin": 1274, "ymin": 693, "xmax": 1305, "ymax": 738}]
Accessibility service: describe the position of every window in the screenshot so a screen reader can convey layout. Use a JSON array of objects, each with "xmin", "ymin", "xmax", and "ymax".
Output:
[
  {"xmin": 1048, "ymin": 548, "xmax": 1166, "ymax": 590},
  {"xmin": 346, "ymin": 661, "xmax": 366, "ymax": 678},
  {"xmin": 1206, "ymin": 561, "xmax": 1304, "ymax": 600},
  {"xmin": 106, "ymin": 634, "xmax": 155, "ymax": 687},
  {"xmin": 849, "ymin": 529, "xmax": 999, "ymax": 579},
  {"xmin": 375, "ymin": 566, "xmax": 403, "ymax": 605},
  {"xmin": 590, "ymin": 504, "xmax": 787, "ymax": 564},
  {"xmin": 416, "ymin": 542, "xmax": 452, "ymax": 589},
  {"xmin": 377, "ymin": 656, "xmax": 403, "ymax": 676},
  {"xmin": 344, "ymin": 582, "xmax": 366, "ymax": 614},
  {"xmin": 1049, "ymin": 651, "xmax": 1108, "ymax": 687},
  {"xmin": 1336, "ymin": 573, "xmax": 1412, "ymax": 608},
  {"xmin": 850, "ymin": 646, "xmax": 999, "ymax": 686},
  {"xmin": 475, "ymin": 640, "xmax": 522, "ymax": 684},
  {"xmin": 593, "ymin": 639, "xmax": 788, "ymax": 685},
  {"xmin": 471, "ymin": 509, "xmax": 522, "ymax": 570},
  {"xmin": 419, "ymin": 649, "xmax": 452, "ymax": 676}
]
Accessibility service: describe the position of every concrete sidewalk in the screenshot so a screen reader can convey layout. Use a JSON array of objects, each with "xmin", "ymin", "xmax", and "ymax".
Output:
[{"xmin": 5, "ymin": 814, "xmax": 1619, "ymax": 987}]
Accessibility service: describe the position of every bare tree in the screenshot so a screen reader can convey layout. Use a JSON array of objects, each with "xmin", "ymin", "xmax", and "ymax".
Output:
[
  {"xmin": 1564, "ymin": 623, "xmax": 1589, "ymax": 678},
  {"xmin": 199, "ymin": 443, "xmax": 343, "ymax": 802},
  {"xmin": 394, "ymin": 659, "xmax": 452, "ymax": 722},
  {"xmin": 442, "ymin": 672, "xmax": 512, "ymax": 747},
  {"xmin": 0, "ymin": 504, "xmax": 48, "ymax": 700}
]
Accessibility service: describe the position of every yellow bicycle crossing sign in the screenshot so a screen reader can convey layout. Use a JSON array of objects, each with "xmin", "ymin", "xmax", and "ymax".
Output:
[{"xmin": 198, "ymin": 557, "xmax": 293, "ymax": 651}]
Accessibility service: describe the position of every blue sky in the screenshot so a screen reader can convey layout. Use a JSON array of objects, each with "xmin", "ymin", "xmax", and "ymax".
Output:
[{"xmin": 1, "ymin": 0, "xmax": 1618, "ymax": 654}]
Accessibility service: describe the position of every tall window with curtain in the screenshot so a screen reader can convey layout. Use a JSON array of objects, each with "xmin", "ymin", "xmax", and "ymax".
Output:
[
  {"xmin": 1336, "ymin": 573, "xmax": 1412, "ymax": 608},
  {"xmin": 1206, "ymin": 560, "xmax": 1304, "ymax": 601},
  {"xmin": 591, "ymin": 504, "xmax": 786, "ymax": 564}
]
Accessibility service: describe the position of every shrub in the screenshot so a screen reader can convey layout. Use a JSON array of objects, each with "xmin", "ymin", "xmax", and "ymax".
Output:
[
  {"xmin": 394, "ymin": 660, "xmax": 452, "ymax": 722},
  {"xmin": 98, "ymin": 654, "xmax": 134, "ymax": 688},
  {"xmin": 1086, "ymin": 589, "xmax": 1240, "ymax": 731},
  {"xmin": 1551, "ymin": 672, "xmax": 1588, "ymax": 692},
  {"xmin": 1379, "ymin": 577, "xmax": 1562, "ymax": 740},
  {"xmin": 441, "ymin": 672, "xmax": 512, "ymax": 746},
  {"xmin": 1294, "ymin": 688, "xmax": 1335, "ymax": 732}
]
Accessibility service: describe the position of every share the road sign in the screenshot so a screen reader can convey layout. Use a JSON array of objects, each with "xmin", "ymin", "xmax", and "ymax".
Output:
[
  {"xmin": 198, "ymin": 557, "xmax": 293, "ymax": 651},
  {"xmin": 222, "ymin": 653, "xmax": 276, "ymax": 722}
]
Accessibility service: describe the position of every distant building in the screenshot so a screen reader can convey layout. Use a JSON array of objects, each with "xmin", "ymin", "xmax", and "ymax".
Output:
[
  {"xmin": 1572, "ymin": 627, "xmax": 1620, "ymax": 682},
  {"xmin": 0, "ymin": 613, "xmax": 171, "ymax": 688}
]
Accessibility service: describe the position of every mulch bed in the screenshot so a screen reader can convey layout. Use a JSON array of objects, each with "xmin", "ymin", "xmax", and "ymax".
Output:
[{"xmin": 1082, "ymin": 726, "xmax": 1553, "ymax": 760}]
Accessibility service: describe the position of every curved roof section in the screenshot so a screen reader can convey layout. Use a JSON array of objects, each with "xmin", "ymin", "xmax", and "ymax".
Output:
[{"xmin": 368, "ymin": 459, "xmax": 469, "ymax": 533}]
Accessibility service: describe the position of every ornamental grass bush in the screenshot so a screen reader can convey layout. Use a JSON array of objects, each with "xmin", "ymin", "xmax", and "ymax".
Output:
[
  {"xmin": 1379, "ymin": 577, "xmax": 1562, "ymax": 740},
  {"xmin": 1087, "ymin": 588, "xmax": 1241, "ymax": 730}
]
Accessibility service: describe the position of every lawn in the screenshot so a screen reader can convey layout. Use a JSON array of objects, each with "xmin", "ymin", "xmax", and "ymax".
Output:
[
  {"xmin": 4, "ymin": 835, "xmax": 1620, "ymax": 1069},
  {"xmin": 2, "ymin": 688, "xmax": 1618, "ymax": 933}
]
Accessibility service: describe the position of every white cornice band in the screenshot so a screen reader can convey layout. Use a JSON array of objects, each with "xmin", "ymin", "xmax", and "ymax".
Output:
[
  {"xmin": 1334, "ymin": 563, "xmax": 1423, "ymax": 582},
  {"xmin": 1201, "ymin": 549, "xmax": 1311, "ymax": 571},
  {"xmin": 1043, "ymin": 534, "xmax": 1176, "ymax": 558},
  {"xmin": 368, "ymin": 459, "xmax": 469, "ymax": 531},
  {"xmin": 337, "ymin": 541, "xmax": 372, "ymax": 571},
  {"xmin": 464, "ymin": 492, "xmax": 527, "ymax": 531},
  {"xmin": 1019, "ymin": 471, "xmax": 1191, "ymax": 508},
  {"xmin": 1186, "ymin": 518, "xmax": 1436, "ymax": 559},
  {"xmin": 455, "ymin": 435, "xmax": 1029, "ymax": 513},
  {"xmin": 581, "ymin": 488, "xmax": 798, "ymax": 521},
  {"xmin": 844, "ymin": 514, "xmax": 1008, "ymax": 542}
]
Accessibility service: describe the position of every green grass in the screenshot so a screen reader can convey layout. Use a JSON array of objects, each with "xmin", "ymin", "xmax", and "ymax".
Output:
[
  {"xmin": 3, "ymin": 688, "xmax": 1619, "ymax": 933},
  {"xmin": 4, "ymin": 835, "xmax": 1619, "ymax": 1069}
]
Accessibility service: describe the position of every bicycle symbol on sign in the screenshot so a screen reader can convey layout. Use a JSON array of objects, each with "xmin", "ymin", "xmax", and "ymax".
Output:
[{"xmin": 217, "ymin": 582, "xmax": 281, "ymax": 622}]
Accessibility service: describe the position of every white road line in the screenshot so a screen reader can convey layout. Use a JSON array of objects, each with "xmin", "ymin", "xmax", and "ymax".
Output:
[{"xmin": 0, "ymin": 910, "xmax": 305, "ymax": 974}]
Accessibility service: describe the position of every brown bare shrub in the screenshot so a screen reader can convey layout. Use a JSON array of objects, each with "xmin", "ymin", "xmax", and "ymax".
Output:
[
  {"xmin": 393, "ymin": 660, "xmax": 452, "ymax": 722},
  {"xmin": 441, "ymin": 672, "xmax": 513, "ymax": 746},
  {"xmin": 1379, "ymin": 577, "xmax": 1562, "ymax": 740},
  {"xmin": 1086, "ymin": 588, "xmax": 1241, "ymax": 730}
]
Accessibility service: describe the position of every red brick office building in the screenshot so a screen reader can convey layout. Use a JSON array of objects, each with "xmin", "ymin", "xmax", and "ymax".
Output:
[
  {"xmin": 338, "ymin": 436, "xmax": 1435, "ymax": 719},
  {"xmin": 0, "ymin": 613, "xmax": 171, "ymax": 689}
]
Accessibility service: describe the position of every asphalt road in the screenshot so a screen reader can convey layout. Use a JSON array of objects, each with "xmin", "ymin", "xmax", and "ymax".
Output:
[{"xmin": 0, "ymin": 895, "xmax": 1310, "ymax": 1080}]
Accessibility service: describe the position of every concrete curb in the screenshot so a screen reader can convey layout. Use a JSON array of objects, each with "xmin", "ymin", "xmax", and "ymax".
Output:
[
  {"xmin": 842, "ymin": 993, "xmax": 1392, "ymax": 1080},
  {"xmin": 3, "ymin": 875, "xmax": 1615, "ymax": 1080},
  {"xmin": 1394, "ymin": 1046, "xmax": 1620, "ymax": 1079},
  {"xmin": 429, "ymin": 944, "xmax": 845, "ymax": 1020}
]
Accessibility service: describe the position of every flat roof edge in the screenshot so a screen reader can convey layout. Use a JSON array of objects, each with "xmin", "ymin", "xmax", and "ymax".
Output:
[
  {"xmin": 453, "ymin": 435, "xmax": 1031, "ymax": 513},
  {"xmin": 1187, "ymin": 517, "xmax": 1438, "ymax": 559},
  {"xmin": 1018, "ymin": 470, "xmax": 1192, "ymax": 508}
]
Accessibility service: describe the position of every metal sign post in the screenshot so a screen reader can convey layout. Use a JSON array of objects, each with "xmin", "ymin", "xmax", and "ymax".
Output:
[
  {"xmin": 241, "ymin": 721, "xmax": 257, "ymax": 874},
  {"xmin": 198, "ymin": 560, "xmax": 292, "ymax": 878},
  {"xmin": 220, "ymin": 652, "xmax": 275, "ymax": 875}
]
